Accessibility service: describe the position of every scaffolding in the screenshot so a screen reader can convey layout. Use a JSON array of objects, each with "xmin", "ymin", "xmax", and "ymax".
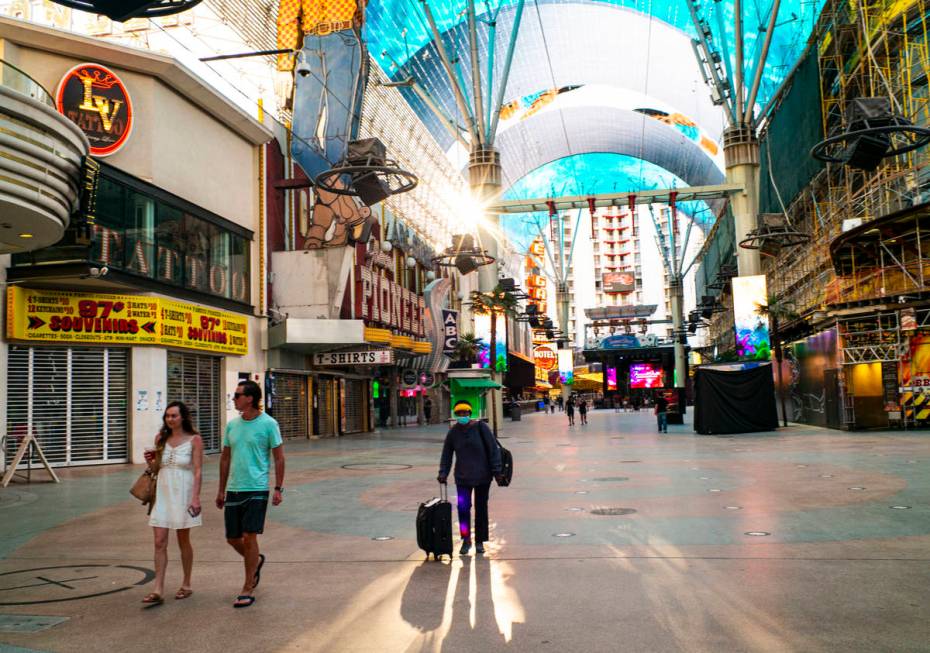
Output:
[{"xmin": 765, "ymin": 0, "xmax": 930, "ymax": 316}]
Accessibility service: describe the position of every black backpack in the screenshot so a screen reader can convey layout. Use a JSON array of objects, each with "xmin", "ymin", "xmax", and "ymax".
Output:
[
  {"xmin": 497, "ymin": 445, "xmax": 513, "ymax": 487},
  {"xmin": 478, "ymin": 422, "xmax": 513, "ymax": 487}
]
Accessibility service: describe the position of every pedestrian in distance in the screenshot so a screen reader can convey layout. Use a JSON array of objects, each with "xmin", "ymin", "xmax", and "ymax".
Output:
[
  {"xmin": 142, "ymin": 401, "xmax": 203, "ymax": 605},
  {"xmin": 578, "ymin": 398, "xmax": 588, "ymax": 425},
  {"xmin": 655, "ymin": 392, "xmax": 669, "ymax": 434},
  {"xmin": 614, "ymin": 395, "xmax": 621, "ymax": 413},
  {"xmin": 557, "ymin": 395, "xmax": 564, "ymax": 412},
  {"xmin": 566, "ymin": 397, "xmax": 575, "ymax": 426},
  {"xmin": 437, "ymin": 401, "xmax": 504, "ymax": 556},
  {"xmin": 216, "ymin": 380, "xmax": 285, "ymax": 608},
  {"xmin": 424, "ymin": 397, "xmax": 433, "ymax": 424}
]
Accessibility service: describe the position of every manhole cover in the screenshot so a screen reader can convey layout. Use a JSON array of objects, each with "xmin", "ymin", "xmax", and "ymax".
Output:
[
  {"xmin": 0, "ymin": 614, "xmax": 69, "ymax": 633},
  {"xmin": 341, "ymin": 463, "xmax": 412, "ymax": 471},
  {"xmin": 592, "ymin": 477, "xmax": 629, "ymax": 482},
  {"xmin": 589, "ymin": 507, "xmax": 637, "ymax": 516},
  {"xmin": 0, "ymin": 565, "xmax": 154, "ymax": 606}
]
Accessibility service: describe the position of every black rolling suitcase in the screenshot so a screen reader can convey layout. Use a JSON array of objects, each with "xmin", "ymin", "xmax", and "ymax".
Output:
[{"xmin": 416, "ymin": 483, "xmax": 453, "ymax": 560}]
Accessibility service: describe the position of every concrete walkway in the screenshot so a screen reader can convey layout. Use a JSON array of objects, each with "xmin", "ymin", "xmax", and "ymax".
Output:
[{"xmin": 1, "ymin": 410, "xmax": 929, "ymax": 652}]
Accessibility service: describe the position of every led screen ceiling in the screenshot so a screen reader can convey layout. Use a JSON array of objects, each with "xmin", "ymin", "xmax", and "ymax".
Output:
[
  {"xmin": 366, "ymin": 0, "xmax": 823, "ymax": 109},
  {"xmin": 501, "ymin": 153, "xmax": 714, "ymax": 250},
  {"xmin": 366, "ymin": 0, "xmax": 822, "ymax": 132},
  {"xmin": 364, "ymin": 0, "xmax": 822, "ymax": 225}
]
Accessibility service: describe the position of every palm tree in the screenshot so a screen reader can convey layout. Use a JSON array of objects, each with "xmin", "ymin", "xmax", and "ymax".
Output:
[
  {"xmin": 468, "ymin": 285, "xmax": 520, "ymax": 373},
  {"xmin": 758, "ymin": 294, "xmax": 799, "ymax": 427},
  {"xmin": 451, "ymin": 333, "xmax": 485, "ymax": 367}
]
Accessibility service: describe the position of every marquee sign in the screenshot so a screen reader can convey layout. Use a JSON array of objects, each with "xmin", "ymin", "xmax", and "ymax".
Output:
[
  {"xmin": 442, "ymin": 309, "xmax": 458, "ymax": 354},
  {"xmin": 7, "ymin": 287, "xmax": 247, "ymax": 355},
  {"xmin": 56, "ymin": 63, "xmax": 133, "ymax": 157}
]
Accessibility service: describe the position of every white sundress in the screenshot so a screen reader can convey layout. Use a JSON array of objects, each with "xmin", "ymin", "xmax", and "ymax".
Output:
[{"xmin": 148, "ymin": 438, "xmax": 202, "ymax": 530}]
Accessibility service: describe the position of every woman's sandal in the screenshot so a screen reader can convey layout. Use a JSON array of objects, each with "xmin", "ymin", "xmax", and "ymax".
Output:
[
  {"xmin": 141, "ymin": 592, "xmax": 163, "ymax": 605},
  {"xmin": 175, "ymin": 588, "xmax": 193, "ymax": 600},
  {"xmin": 233, "ymin": 595, "xmax": 255, "ymax": 608}
]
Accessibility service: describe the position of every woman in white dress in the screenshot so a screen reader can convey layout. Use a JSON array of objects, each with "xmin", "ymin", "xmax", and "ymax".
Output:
[{"xmin": 142, "ymin": 401, "xmax": 203, "ymax": 605}]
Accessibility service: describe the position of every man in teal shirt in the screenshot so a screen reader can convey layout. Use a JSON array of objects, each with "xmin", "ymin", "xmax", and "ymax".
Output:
[{"xmin": 216, "ymin": 380, "xmax": 285, "ymax": 608}]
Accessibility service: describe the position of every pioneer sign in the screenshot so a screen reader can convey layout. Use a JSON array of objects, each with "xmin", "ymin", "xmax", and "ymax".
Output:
[
  {"xmin": 56, "ymin": 63, "xmax": 133, "ymax": 157},
  {"xmin": 355, "ymin": 264, "xmax": 426, "ymax": 337}
]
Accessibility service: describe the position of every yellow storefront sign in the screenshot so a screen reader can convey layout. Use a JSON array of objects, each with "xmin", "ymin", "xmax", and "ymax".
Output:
[{"xmin": 7, "ymin": 287, "xmax": 248, "ymax": 356}]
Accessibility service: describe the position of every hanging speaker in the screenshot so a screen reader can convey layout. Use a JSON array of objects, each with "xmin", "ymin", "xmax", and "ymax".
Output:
[
  {"xmin": 842, "ymin": 133, "xmax": 891, "ymax": 171},
  {"xmin": 352, "ymin": 174, "xmax": 391, "ymax": 206},
  {"xmin": 454, "ymin": 254, "xmax": 480, "ymax": 275}
]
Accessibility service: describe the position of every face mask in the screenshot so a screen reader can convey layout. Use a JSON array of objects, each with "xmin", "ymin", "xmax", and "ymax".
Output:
[{"xmin": 456, "ymin": 415, "xmax": 471, "ymax": 425}]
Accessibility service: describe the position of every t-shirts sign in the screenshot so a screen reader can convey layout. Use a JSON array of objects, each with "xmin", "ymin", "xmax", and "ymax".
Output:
[
  {"xmin": 442, "ymin": 309, "xmax": 458, "ymax": 354},
  {"xmin": 314, "ymin": 350, "xmax": 394, "ymax": 366}
]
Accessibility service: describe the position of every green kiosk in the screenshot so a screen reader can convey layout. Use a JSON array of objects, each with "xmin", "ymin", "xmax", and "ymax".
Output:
[{"xmin": 445, "ymin": 369, "xmax": 501, "ymax": 422}]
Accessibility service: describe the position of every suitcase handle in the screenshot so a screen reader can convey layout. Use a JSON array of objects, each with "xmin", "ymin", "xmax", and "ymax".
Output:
[{"xmin": 439, "ymin": 481, "xmax": 447, "ymax": 501}]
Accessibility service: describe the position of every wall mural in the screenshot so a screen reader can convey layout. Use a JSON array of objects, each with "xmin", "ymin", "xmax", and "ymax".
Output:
[{"xmin": 784, "ymin": 328, "xmax": 838, "ymax": 427}]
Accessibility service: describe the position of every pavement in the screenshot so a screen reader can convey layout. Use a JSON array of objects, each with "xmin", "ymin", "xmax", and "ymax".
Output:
[{"xmin": 1, "ymin": 409, "xmax": 929, "ymax": 652}]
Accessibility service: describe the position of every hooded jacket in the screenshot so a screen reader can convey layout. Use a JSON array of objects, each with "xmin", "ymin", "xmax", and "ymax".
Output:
[{"xmin": 439, "ymin": 420, "xmax": 502, "ymax": 487}]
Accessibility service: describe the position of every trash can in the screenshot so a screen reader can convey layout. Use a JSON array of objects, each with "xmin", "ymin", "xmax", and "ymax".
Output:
[{"xmin": 510, "ymin": 404, "xmax": 522, "ymax": 421}]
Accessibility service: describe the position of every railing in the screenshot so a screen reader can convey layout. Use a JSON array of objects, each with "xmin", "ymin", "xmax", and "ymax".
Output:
[{"xmin": 0, "ymin": 59, "xmax": 54, "ymax": 108}]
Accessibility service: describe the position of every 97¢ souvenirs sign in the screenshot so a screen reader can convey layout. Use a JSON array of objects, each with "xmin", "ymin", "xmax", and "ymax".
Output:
[
  {"xmin": 159, "ymin": 299, "xmax": 248, "ymax": 355},
  {"xmin": 7, "ymin": 288, "xmax": 247, "ymax": 356}
]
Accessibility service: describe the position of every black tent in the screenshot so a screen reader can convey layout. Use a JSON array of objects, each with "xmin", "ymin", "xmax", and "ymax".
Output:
[{"xmin": 694, "ymin": 363, "xmax": 779, "ymax": 435}]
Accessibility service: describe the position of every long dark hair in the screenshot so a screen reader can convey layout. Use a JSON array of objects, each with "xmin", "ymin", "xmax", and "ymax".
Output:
[{"xmin": 157, "ymin": 401, "xmax": 199, "ymax": 448}]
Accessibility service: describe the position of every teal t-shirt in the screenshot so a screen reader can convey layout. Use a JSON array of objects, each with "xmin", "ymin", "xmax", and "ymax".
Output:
[{"xmin": 222, "ymin": 412, "xmax": 283, "ymax": 492}]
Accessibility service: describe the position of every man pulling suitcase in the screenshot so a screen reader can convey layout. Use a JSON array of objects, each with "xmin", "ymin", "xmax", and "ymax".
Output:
[{"xmin": 437, "ymin": 401, "xmax": 504, "ymax": 555}]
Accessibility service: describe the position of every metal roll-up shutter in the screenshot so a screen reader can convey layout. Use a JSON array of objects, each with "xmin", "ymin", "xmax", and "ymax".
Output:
[
  {"xmin": 270, "ymin": 373, "xmax": 308, "ymax": 439},
  {"xmin": 6, "ymin": 346, "xmax": 129, "ymax": 467},
  {"xmin": 343, "ymin": 379, "xmax": 366, "ymax": 434},
  {"xmin": 316, "ymin": 377, "xmax": 337, "ymax": 436},
  {"xmin": 167, "ymin": 352, "xmax": 221, "ymax": 453}
]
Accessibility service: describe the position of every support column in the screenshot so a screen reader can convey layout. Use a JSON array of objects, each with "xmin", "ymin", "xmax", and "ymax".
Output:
[
  {"xmin": 468, "ymin": 147, "xmax": 504, "ymax": 433},
  {"xmin": 389, "ymin": 370, "xmax": 399, "ymax": 428},
  {"xmin": 670, "ymin": 277, "xmax": 687, "ymax": 390},
  {"xmin": 724, "ymin": 126, "xmax": 762, "ymax": 277},
  {"xmin": 557, "ymin": 282, "xmax": 573, "ymax": 402}
]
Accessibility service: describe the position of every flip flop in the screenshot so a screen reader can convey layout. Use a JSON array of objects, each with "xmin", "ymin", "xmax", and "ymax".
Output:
[
  {"xmin": 141, "ymin": 592, "xmax": 163, "ymax": 605},
  {"xmin": 175, "ymin": 588, "xmax": 193, "ymax": 600},
  {"xmin": 233, "ymin": 595, "xmax": 255, "ymax": 608},
  {"xmin": 253, "ymin": 553, "xmax": 266, "ymax": 588}
]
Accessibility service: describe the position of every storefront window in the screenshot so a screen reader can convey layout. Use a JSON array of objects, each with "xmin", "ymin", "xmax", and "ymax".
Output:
[{"xmin": 14, "ymin": 167, "xmax": 251, "ymax": 307}]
